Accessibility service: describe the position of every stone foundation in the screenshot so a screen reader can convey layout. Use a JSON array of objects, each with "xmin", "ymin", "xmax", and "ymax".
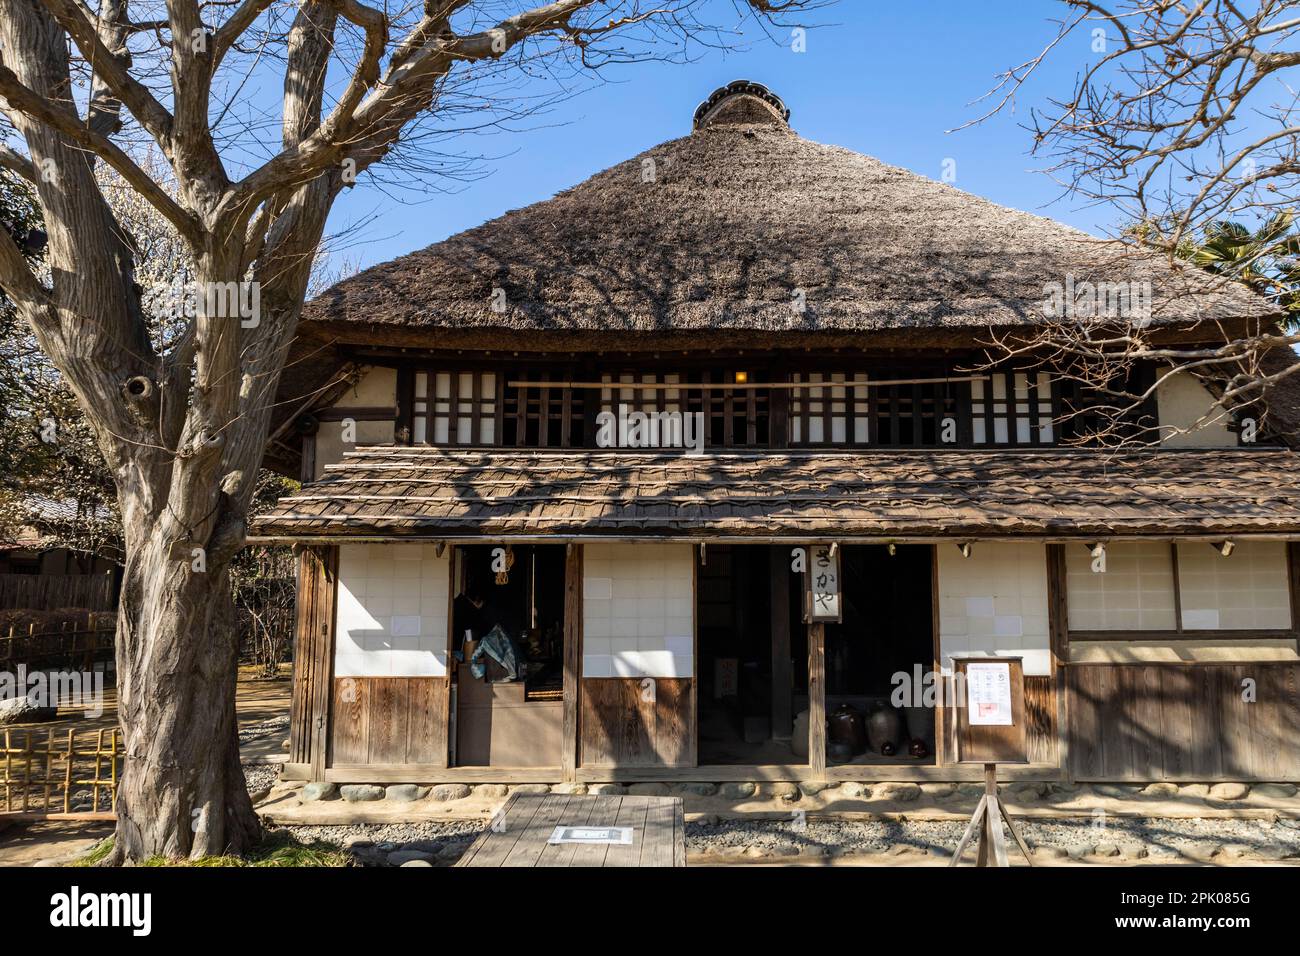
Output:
[{"xmin": 271, "ymin": 777, "xmax": 1300, "ymax": 819}]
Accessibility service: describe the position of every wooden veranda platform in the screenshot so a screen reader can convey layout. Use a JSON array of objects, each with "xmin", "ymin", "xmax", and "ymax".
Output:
[{"xmin": 456, "ymin": 792, "xmax": 686, "ymax": 867}]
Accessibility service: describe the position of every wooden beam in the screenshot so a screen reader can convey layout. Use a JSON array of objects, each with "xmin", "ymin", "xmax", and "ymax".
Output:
[
  {"xmin": 325, "ymin": 765, "xmax": 564, "ymax": 783},
  {"xmin": 1170, "ymin": 542, "xmax": 1185, "ymax": 634},
  {"xmin": 505, "ymin": 376, "xmax": 989, "ymax": 391},
  {"xmin": 571, "ymin": 763, "xmax": 1065, "ymax": 783},
  {"xmin": 562, "ymin": 543, "xmax": 583, "ymax": 781},
  {"xmin": 807, "ymin": 621, "xmax": 826, "ymax": 779},
  {"xmin": 770, "ymin": 546, "xmax": 792, "ymax": 739},
  {"xmin": 395, "ymin": 367, "xmax": 414, "ymax": 444}
]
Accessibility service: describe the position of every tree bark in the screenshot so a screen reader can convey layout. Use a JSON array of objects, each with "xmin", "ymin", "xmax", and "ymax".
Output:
[{"xmin": 109, "ymin": 538, "xmax": 260, "ymax": 861}]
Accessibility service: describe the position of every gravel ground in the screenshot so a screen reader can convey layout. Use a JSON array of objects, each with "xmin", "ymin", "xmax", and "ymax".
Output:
[
  {"xmin": 263, "ymin": 815, "xmax": 1300, "ymax": 865},
  {"xmin": 242, "ymin": 763, "xmax": 281, "ymax": 795},
  {"xmin": 238, "ymin": 714, "xmax": 289, "ymax": 745},
  {"xmin": 685, "ymin": 815, "xmax": 1300, "ymax": 860},
  {"xmin": 272, "ymin": 821, "xmax": 488, "ymax": 865},
  {"xmin": 240, "ymin": 714, "xmax": 290, "ymax": 797}
]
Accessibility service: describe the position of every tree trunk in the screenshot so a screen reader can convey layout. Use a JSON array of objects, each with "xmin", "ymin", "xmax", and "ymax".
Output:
[{"xmin": 108, "ymin": 535, "xmax": 260, "ymax": 861}]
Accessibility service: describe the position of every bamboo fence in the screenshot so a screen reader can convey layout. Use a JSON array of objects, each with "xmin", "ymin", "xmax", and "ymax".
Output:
[{"xmin": 1, "ymin": 727, "xmax": 121, "ymax": 815}]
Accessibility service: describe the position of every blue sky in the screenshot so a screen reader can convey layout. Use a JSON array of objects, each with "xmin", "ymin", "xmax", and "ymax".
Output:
[{"xmin": 327, "ymin": 2, "xmax": 1110, "ymax": 272}]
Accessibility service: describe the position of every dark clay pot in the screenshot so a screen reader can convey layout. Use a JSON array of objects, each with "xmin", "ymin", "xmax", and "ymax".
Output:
[{"xmin": 827, "ymin": 704, "xmax": 867, "ymax": 755}]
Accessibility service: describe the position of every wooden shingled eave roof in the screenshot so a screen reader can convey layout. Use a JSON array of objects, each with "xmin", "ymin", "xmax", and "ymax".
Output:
[{"xmin": 249, "ymin": 446, "xmax": 1300, "ymax": 541}]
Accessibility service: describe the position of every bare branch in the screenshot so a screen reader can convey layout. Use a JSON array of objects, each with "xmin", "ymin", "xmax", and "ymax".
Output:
[
  {"xmin": 0, "ymin": 143, "xmax": 36, "ymax": 180},
  {"xmin": 0, "ymin": 63, "xmax": 201, "ymax": 242},
  {"xmin": 40, "ymin": 0, "xmax": 176, "ymax": 146}
]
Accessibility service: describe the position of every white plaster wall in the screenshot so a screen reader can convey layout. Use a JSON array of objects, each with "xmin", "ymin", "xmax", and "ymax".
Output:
[
  {"xmin": 1176, "ymin": 540, "xmax": 1292, "ymax": 630},
  {"xmin": 336, "ymin": 366, "xmax": 397, "ymax": 408},
  {"xmin": 1065, "ymin": 540, "xmax": 1178, "ymax": 631},
  {"xmin": 1156, "ymin": 368, "xmax": 1236, "ymax": 447},
  {"xmin": 583, "ymin": 543, "xmax": 694, "ymax": 678},
  {"xmin": 314, "ymin": 366, "xmax": 397, "ymax": 479},
  {"xmin": 937, "ymin": 542, "xmax": 1051, "ymax": 676},
  {"xmin": 334, "ymin": 543, "xmax": 450, "ymax": 677}
]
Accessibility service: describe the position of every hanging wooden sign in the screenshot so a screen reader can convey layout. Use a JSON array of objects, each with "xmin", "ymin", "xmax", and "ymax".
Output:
[{"xmin": 804, "ymin": 543, "xmax": 843, "ymax": 624}]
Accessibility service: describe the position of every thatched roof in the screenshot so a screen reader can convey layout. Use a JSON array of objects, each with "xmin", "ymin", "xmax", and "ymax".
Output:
[
  {"xmin": 303, "ymin": 81, "xmax": 1275, "ymax": 340},
  {"xmin": 250, "ymin": 446, "xmax": 1300, "ymax": 540}
]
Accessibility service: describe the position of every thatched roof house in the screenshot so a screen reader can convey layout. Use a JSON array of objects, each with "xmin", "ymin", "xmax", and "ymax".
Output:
[{"xmin": 258, "ymin": 82, "xmax": 1300, "ymax": 794}]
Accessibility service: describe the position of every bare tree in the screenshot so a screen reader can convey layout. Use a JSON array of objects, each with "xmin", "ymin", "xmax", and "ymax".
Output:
[
  {"xmin": 0, "ymin": 0, "xmax": 823, "ymax": 861},
  {"xmin": 965, "ymin": 1, "xmax": 1300, "ymax": 440}
]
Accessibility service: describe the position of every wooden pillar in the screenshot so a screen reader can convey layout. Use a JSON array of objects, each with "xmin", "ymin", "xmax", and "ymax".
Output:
[
  {"xmin": 931, "ymin": 544, "xmax": 946, "ymax": 765},
  {"xmin": 807, "ymin": 621, "xmax": 826, "ymax": 778},
  {"xmin": 299, "ymin": 432, "xmax": 317, "ymax": 483},
  {"xmin": 1045, "ymin": 544, "xmax": 1070, "ymax": 779},
  {"xmin": 1046, "ymin": 544, "xmax": 1069, "ymax": 663},
  {"xmin": 395, "ymin": 367, "xmax": 414, "ymax": 444},
  {"xmin": 769, "ymin": 359, "xmax": 790, "ymax": 449},
  {"xmin": 288, "ymin": 544, "xmax": 338, "ymax": 779},
  {"xmin": 561, "ymin": 543, "xmax": 583, "ymax": 782},
  {"xmin": 769, "ymin": 546, "xmax": 792, "ymax": 739},
  {"xmin": 1287, "ymin": 543, "xmax": 1300, "ymax": 634}
]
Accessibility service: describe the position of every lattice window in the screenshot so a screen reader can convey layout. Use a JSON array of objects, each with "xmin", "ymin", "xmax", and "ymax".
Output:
[
  {"xmin": 502, "ymin": 372, "xmax": 585, "ymax": 447},
  {"xmin": 790, "ymin": 373, "xmax": 869, "ymax": 445},
  {"xmin": 971, "ymin": 371, "xmax": 1054, "ymax": 446},
  {"xmin": 789, "ymin": 374, "xmax": 963, "ymax": 447},
  {"xmin": 412, "ymin": 371, "xmax": 498, "ymax": 445},
  {"xmin": 873, "ymin": 381, "xmax": 962, "ymax": 446},
  {"xmin": 596, "ymin": 370, "xmax": 769, "ymax": 448}
]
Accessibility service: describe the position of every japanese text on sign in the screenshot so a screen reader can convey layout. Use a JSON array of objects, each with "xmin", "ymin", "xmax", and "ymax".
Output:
[
  {"xmin": 965, "ymin": 661, "xmax": 1013, "ymax": 726},
  {"xmin": 806, "ymin": 544, "xmax": 842, "ymax": 623}
]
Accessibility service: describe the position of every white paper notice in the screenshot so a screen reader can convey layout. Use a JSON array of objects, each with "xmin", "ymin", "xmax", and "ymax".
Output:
[{"xmin": 966, "ymin": 662, "xmax": 1013, "ymax": 726}]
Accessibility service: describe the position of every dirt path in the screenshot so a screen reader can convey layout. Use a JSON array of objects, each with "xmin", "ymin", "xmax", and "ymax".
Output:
[
  {"xmin": 1, "ymin": 666, "xmax": 290, "ymax": 743},
  {"xmin": 0, "ymin": 820, "xmax": 113, "ymax": 866}
]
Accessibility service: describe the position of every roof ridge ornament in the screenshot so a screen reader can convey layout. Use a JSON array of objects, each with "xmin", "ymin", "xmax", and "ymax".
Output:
[{"xmin": 692, "ymin": 80, "xmax": 790, "ymax": 131}]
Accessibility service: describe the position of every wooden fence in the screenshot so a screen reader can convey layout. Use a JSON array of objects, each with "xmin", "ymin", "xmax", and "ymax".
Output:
[
  {"xmin": 0, "ymin": 619, "xmax": 115, "ymax": 672},
  {"xmin": 0, "ymin": 573, "xmax": 117, "ymax": 611},
  {"xmin": 1, "ymin": 728, "xmax": 121, "ymax": 815}
]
